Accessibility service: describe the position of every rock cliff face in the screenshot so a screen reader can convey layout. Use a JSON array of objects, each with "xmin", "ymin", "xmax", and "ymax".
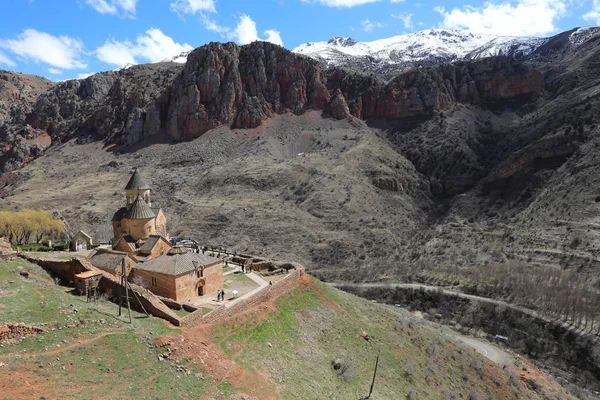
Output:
[
  {"xmin": 327, "ymin": 57, "xmax": 544, "ymax": 120},
  {"xmin": 166, "ymin": 42, "xmax": 330, "ymax": 140},
  {"xmin": 0, "ymin": 41, "xmax": 546, "ymax": 174}
]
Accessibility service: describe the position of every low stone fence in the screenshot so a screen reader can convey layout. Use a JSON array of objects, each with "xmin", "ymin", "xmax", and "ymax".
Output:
[
  {"xmin": 157, "ymin": 296, "xmax": 198, "ymax": 312},
  {"xmin": 186, "ymin": 265, "xmax": 305, "ymax": 326},
  {"xmin": 22, "ymin": 255, "xmax": 182, "ymax": 326}
]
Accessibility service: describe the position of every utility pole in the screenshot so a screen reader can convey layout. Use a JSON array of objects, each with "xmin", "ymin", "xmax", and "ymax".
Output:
[
  {"xmin": 361, "ymin": 355, "xmax": 379, "ymax": 400},
  {"xmin": 118, "ymin": 259, "xmax": 132, "ymax": 323}
]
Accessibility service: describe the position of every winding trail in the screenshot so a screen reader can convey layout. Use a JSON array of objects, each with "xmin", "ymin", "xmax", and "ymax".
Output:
[
  {"xmin": 0, "ymin": 332, "xmax": 127, "ymax": 359},
  {"xmin": 330, "ymin": 282, "xmax": 598, "ymax": 339},
  {"xmin": 453, "ymin": 336, "xmax": 514, "ymax": 368}
]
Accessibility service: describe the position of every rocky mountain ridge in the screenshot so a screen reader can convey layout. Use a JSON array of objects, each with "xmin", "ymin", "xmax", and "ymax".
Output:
[
  {"xmin": 0, "ymin": 38, "xmax": 547, "ymax": 175},
  {"xmin": 1, "ymin": 26, "xmax": 600, "ymax": 284},
  {"xmin": 294, "ymin": 27, "xmax": 600, "ymax": 79}
]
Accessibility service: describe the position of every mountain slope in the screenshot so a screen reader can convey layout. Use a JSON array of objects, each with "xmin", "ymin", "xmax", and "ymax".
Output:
[
  {"xmin": 293, "ymin": 28, "xmax": 599, "ymax": 79},
  {"xmin": 1, "ymin": 27, "xmax": 600, "ymax": 282},
  {"xmin": 0, "ymin": 258, "xmax": 572, "ymax": 399}
]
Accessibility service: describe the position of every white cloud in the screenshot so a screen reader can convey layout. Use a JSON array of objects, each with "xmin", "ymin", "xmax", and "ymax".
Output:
[
  {"xmin": 86, "ymin": 0, "xmax": 137, "ymax": 16},
  {"xmin": 584, "ymin": 0, "xmax": 600, "ymax": 24},
  {"xmin": 48, "ymin": 67, "xmax": 62, "ymax": 75},
  {"xmin": 360, "ymin": 19, "xmax": 384, "ymax": 32},
  {"xmin": 0, "ymin": 50, "xmax": 16, "ymax": 67},
  {"xmin": 302, "ymin": 0, "xmax": 381, "ymax": 7},
  {"xmin": 170, "ymin": 0, "xmax": 216, "ymax": 15},
  {"xmin": 77, "ymin": 72, "xmax": 93, "ymax": 79},
  {"xmin": 0, "ymin": 29, "xmax": 87, "ymax": 70},
  {"xmin": 201, "ymin": 14, "xmax": 230, "ymax": 35},
  {"xmin": 435, "ymin": 0, "xmax": 568, "ymax": 37},
  {"xmin": 264, "ymin": 29, "xmax": 284, "ymax": 46},
  {"xmin": 96, "ymin": 28, "xmax": 193, "ymax": 66},
  {"xmin": 199, "ymin": 14, "xmax": 283, "ymax": 47},
  {"xmin": 391, "ymin": 13, "xmax": 413, "ymax": 29},
  {"xmin": 390, "ymin": 0, "xmax": 405, "ymax": 2},
  {"xmin": 231, "ymin": 15, "xmax": 284, "ymax": 46},
  {"xmin": 233, "ymin": 15, "xmax": 260, "ymax": 44}
]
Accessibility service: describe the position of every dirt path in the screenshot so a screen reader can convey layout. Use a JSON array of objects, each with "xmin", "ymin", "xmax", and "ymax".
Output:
[
  {"xmin": 0, "ymin": 332, "xmax": 126, "ymax": 359},
  {"xmin": 332, "ymin": 282, "xmax": 598, "ymax": 339},
  {"xmin": 453, "ymin": 335, "xmax": 515, "ymax": 368}
]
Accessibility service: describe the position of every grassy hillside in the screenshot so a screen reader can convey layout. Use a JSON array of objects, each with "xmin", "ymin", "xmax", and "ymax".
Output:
[{"xmin": 0, "ymin": 258, "xmax": 571, "ymax": 399}]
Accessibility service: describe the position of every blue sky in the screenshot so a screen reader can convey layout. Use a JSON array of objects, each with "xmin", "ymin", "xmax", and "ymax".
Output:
[{"xmin": 0, "ymin": 0, "xmax": 598, "ymax": 80}]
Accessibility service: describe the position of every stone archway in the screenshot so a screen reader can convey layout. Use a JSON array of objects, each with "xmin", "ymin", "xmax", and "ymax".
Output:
[{"xmin": 71, "ymin": 230, "xmax": 93, "ymax": 251}]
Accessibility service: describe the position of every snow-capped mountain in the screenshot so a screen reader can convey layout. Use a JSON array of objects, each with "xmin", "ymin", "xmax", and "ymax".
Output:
[
  {"xmin": 293, "ymin": 29, "xmax": 548, "ymax": 78},
  {"xmin": 152, "ymin": 50, "xmax": 191, "ymax": 64}
]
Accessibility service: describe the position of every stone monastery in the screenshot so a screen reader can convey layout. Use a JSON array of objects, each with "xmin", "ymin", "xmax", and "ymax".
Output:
[{"xmin": 87, "ymin": 168, "xmax": 223, "ymax": 302}]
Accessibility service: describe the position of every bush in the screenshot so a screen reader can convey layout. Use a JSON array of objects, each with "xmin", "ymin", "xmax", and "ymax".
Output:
[
  {"xmin": 53, "ymin": 243, "xmax": 69, "ymax": 251},
  {"xmin": 18, "ymin": 244, "xmax": 53, "ymax": 252}
]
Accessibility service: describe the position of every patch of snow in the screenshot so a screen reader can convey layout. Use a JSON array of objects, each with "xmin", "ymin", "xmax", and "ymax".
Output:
[
  {"xmin": 569, "ymin": 27, "xmax": 600, "ymax": 46},
  {"xmin": 294, "ymin": 29, "xmax": 549, "ymax": 67},
  {"xmin": 152, "ymin": 50, "xmax": 191, "ymax": 64}
]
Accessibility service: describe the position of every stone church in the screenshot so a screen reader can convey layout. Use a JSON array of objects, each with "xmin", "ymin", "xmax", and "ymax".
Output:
[{"xmin": 112, "ymin": 168, "xmax": 168, "ymax": 255}]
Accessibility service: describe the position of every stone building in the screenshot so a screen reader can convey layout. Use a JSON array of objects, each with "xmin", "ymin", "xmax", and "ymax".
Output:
[
  {"xmin": 113, "ymin": 234, "xmax": 172, "ymax": 261},
  {"xmin": 87, "ymin": 248, "xmax": 137, "ymax": 278},
  {"xmin": 71, "ymin": 230, "xmax": 93, "ymax": 251},
  {"xmin": 112, "ymin": 168, "xmax": 167, "ymax": 245},
  {"xmin": 130, "ymin": 246, "xmax": 223, "ymax": 302}
]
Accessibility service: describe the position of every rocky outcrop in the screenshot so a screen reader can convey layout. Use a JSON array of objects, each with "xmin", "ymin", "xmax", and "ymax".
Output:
[
  {"xmin": 0, "ymin": 43, "xmax": 545, "ymax": 174},
  {"xmin": 166, "ymin": 41, "xmax": 330, "ymax": 140},
  {"xmin": 28, "ymin": 63, "xmax": 182, "ymax": 146},
  {"xmin": 328, "ymin": 89, "xmax": 351, "ymax": 120},
  {"xmin": 328, "ymin": 57, "xmax": 544, "ymax": 120},
  {"xmin": 0, "ymin": 71, "xmax": 55, "ymax": 173}
]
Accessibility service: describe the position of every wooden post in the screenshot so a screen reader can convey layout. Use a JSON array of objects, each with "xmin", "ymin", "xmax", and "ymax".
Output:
[
  {"xmin": 362, "ymin": 355, "xmax": 379, "ymax": 400},
  {"xmin": 118, "ymin": 265, "xmax": 123, "ymax": 317},
  {"xmin": 122, "ymin": 260, "xmax": 132, "ymax": 323}
]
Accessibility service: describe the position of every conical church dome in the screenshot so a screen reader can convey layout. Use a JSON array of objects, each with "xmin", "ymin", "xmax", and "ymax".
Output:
[
  {"xmin": 125, "ymin": 168, "xmax": 151, "ymax": 190},
  {"xmin": 125, "ymin": 195, "xmax": 156, "ymax": 219}
]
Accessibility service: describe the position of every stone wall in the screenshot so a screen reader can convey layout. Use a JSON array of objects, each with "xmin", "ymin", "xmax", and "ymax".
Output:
[
  {"xmin": 202, "ymin": 262, "xmax": 223, "ymax": 297},
  {"xmin": 130, "ymin": 269, "xmax": 177, "ymax": 300},
  {"xmin": 23, "ymin": 255, "xmax": 182, "ymax": 326},
  {"xmin": 186, "ymin": 266, "xmax": 305, "ymax": 326},
  {"xmin": 25, "ymin": 256, "xmax": 91, "ymax": 283},
  {"xmin": 122, "ymin": 217, "xmax": 155, "ymax": 241}
]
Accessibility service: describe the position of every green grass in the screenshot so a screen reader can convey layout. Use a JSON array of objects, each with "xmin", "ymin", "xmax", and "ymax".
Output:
[
  {"xmin": 172, "ymin": 308, "xmax": 190, "ymax": 317},
  {"xmin": 0, "ymin": 260, "xmax": 551, "ymax": 399},
  {"xmin": 207, "ymin": 276, "xmax": 542, "ymax": 400},
  {"xmin": 0, "ymin": 259, "xmax": 212, "ymax": 399},
  {"xmin": 22, "ymin": 251, "xmax": 86, "ymax": 260},
  {"xmin": 5, "ymin": 333, "xmax": 209, "ymax": 399}
]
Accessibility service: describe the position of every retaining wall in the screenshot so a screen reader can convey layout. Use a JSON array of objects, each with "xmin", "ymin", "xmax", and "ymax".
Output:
[{"xmin": 187, "ymin": 266, "xmax": 305, "ymax": 326}]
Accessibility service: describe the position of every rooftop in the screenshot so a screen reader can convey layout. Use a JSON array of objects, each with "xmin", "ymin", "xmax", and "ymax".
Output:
[
  {"xmin": 88, "ymin": 249, "xmax": 132, "ymax": 271},
  {"xmin": 135, "ymin": 247, "xmax": 221, "ymax": 276},
  {"xmin": 125, "ymin": 195, "xmax": 156, "ymax": 220},
  {"xmin": 139, "ymin": 234, "xmax": 170, "ymax": 254},
  {"xmin": 125, "ymin": 168, "xmax": 151, "ymax": 191}
]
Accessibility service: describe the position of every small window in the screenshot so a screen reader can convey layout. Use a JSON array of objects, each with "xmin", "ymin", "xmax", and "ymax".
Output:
[{"xmin": 151, "ymin": 276, "xmax": 157, "ymax": 287}]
